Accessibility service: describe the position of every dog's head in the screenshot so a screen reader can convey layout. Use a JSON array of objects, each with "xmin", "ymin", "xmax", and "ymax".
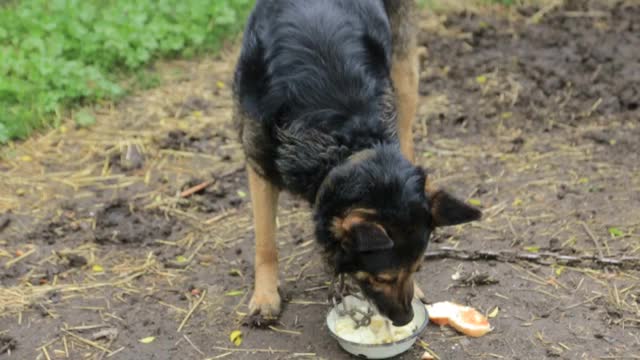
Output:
[{"xmin": 314, "ymin": 146, "xmax": 481, "ymax": 326}]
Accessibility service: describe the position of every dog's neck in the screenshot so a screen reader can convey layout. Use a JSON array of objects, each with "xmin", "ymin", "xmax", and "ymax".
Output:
[{"xmin": 274, "ymin": 125, "xmax": 398, "ymax": 204}]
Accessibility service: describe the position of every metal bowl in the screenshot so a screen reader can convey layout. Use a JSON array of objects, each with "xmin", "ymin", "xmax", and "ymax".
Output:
[{"xmin": 326, "ymin": 296, "xmax": 429, "ymax": 359}]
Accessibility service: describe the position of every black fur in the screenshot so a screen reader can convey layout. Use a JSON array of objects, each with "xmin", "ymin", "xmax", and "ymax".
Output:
[
  {"xmin": 313, "ymin": 147, "xmax": 431, "ymax": 273},
  {"xmin": 235, "ymin": 0, "xmax": 396, "ymax": 202},
  {"xmin": 234, "ymin": 0, "xmax": 479, "ymax": 326}
]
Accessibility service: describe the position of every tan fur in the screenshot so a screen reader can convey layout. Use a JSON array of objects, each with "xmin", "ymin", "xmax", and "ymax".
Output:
[
  {"xmin": 330, "ymin": 208, "xmax": 379, "ymax": 240},
  {"xmin": 358, "ymin": 267, "xmax": 416, "ymax": 304},
  {"xmin": 247, "ymin": 166, "xmax": 281, "ymax": 319},
  {"xmin": 386, "ymin": 0, "xmax": 420, "ymax": 163}
]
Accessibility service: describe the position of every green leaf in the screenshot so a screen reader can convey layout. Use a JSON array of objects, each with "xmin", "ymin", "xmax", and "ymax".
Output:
[
  {"xmin": 475, "ymin": 75, "xmax": 488, "ymax": 84},
  {"xmin": 487, "ymin": 306, "xmax": 499, "ymax": 318},
  {"xmin": 524, "ymin": 246, "xmax": 540, "ymax": 253},
  {"xmin": 229, "ymin": 330, "xmax": 242, "ymax": 346},
  {"xmin": 608, "ymin": 227, "xmax": 624, "ymax": 238},
  {"xmin": 139, "ymin": 336, "xmax": 156, "ymax": 344},
  {"xmin": 75, "ymin": 110, "xmax": 96, "ymax": 128},
  {"xmin": 228, "ymin": 268, "xmax": 242, "ymax": 277},
  {"xmin": 225, "ymin": 290, "xmax": 244, "ymax": 297},
  {"xmin": 468, "ymin": 198, "xmax": 482, "ymax": 207}
]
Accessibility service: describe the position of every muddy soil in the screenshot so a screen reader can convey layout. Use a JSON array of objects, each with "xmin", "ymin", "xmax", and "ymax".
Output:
[{"xmin": 1, "ymin": 2, "xmax": 639, "ymax": 360}]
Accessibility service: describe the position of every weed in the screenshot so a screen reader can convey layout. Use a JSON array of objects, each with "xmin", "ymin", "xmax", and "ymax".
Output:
[{"xmin": 0, "ymin": 0, "xmax": 254, "ymax": 143}]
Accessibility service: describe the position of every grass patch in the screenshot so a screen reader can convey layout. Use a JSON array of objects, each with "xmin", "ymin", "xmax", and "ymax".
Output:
[{"xmin": 0, "ymin": 0, "xmax": 254, "ymax": 143}]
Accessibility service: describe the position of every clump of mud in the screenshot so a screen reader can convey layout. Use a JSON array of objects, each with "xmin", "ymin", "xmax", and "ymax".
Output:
[
  {"xmin": 94, "ymin": 200, "xmax": 177, "ymax": 245},
  {"xmin": 178, "ymin": 176, "xmax": 246, "ymax": 214},
  {"xmin": 156, "ymin": 126, "xmax": 237, "ymax": 161}
]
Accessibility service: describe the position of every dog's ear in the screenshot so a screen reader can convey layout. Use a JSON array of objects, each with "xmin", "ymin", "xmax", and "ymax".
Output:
[
  {"xmin": 425, "ymin": 177, "xmax": 482, "ymax": 227},
  {"xmin": 332, "ymin": 209, "xmax": 393, "ymax": 252}
]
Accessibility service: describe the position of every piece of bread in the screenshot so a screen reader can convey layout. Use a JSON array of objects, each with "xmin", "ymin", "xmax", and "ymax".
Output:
[{"xmin": 426, "ymin": 301, "xmax": 492, "ymax": 337}]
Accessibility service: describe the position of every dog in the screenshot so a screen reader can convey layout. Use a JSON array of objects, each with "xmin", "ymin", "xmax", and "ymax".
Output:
[{"xmin": 233, "ymin": 0, "xmax": 481, "ymax": 327}]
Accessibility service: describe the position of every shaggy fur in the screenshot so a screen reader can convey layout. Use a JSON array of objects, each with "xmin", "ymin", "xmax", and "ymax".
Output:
[{"xmin": 233, "ymin": 0, "xmax": 480, "ymax": 326}]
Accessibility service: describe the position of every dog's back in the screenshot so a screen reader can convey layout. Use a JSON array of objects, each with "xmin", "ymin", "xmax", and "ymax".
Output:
[{"xmin": 235, "ymin": 0, "xmax": 398, "ymax": 201}]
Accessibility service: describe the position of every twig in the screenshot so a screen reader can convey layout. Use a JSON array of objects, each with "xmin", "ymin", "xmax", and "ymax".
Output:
[
  {"xmin": 183, "ymin": 334, "xmax": 205, "ymax": 356},
  {"xmin": 268, "ymin": 326, "xmax": 302, "ymax": 336},
  {"xmin": 61, "ymin": 329, "xmax": 112, "ymax": 354},
  {"xmin": 42, "ymin": 346, "xmax": 52, "ymax": 360},
  {"xmin": 4, "ymin": 247, "xmax": 36, "ymax": 268},
  {"xmin": 211, "ymin": 346, "xmax": 288, "ymax": 353},
  {"xmin": 580, "ymin": 221, "xmax": 604, "ymax": 258},
  {"xmin": 527, "ymin": 0, "xmax": 563, "ymax": 24},
  {"xmin": 180, "ymin": 180, "xmax": 214, "ymax": 198},
  {"xmin": 423, "ymin": 247, "xmax": 640, "ymax": 270},
  {"xmin": 177, "ymin": 290, "xmax": 207, "ymax": 332}
]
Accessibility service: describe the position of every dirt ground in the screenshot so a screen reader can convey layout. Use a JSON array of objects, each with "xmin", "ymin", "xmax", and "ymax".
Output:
[{"xmin": 1, "ymin": 2, "xmax": 639, "ymax": 359}]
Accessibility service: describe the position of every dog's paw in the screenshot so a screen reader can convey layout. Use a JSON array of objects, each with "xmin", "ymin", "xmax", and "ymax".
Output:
[
  {"xmin": 248, "ymin": 289, "xmax": 281, "ymax": 327},
  {"xmin": 414, "ymin": 282, "xmax": 427, "ymax": 304}
]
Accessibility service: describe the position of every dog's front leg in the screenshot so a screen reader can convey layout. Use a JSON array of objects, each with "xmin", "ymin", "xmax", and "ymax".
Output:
[{"xmin": 247, "ymin": 166, "xmax": 281, "ymax": 324}]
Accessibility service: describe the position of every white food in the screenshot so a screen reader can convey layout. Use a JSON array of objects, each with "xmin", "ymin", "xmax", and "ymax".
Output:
[{"xmin": 333, "ymin": 297, "xmax": 417, "ymax": 345}]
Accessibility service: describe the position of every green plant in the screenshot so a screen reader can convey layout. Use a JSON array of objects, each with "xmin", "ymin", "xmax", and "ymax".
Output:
[{"xmin": 0, "ymin": 0, "xmax": 254, "ymax": 143}]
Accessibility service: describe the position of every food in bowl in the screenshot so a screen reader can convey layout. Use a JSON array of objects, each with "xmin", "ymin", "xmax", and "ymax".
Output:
[
  {"xmin": 327, "ymin": 295, "xmax": 429, "ymax": 359},
  {"xmin": 333, "ymin": 296, "xmax": 418, "ymax": 345}
]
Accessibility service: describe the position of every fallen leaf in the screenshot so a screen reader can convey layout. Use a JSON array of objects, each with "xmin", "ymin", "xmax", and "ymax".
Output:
[
  {"xmin": 139, "ymin": 336, "xmax": 155, "ymax": 344},
  {"xmin": 237, "ymin": 190, "xmax": 247, "ymax": 198},
  {"xmin": 578, "ymin": 177, "xmax": 589, "ymax": 184},
  {"xmin": 229, "ymin": 330, "xmax": 242, "ymax": 346},
  {"xmin": 216, "ymin": 81, "xmax": 226, "ymax": 89},
  {"xmin": 468, "ymin": 198, "xmax": 482, "ymax": 207},
  {"xmin": 512, "ymin": 198, "xmax": 523, "ymax": 206},
  {"xmin": 20, "ymin": 155, "xmax": 33, "ymax": 162},
  {"xmin": 475, "ymin": 75, "xmax": 488, "ymax": 84},
  {"xmin": 608, "ymin": 227, "xmax": 624, "ymax": 238},
  {"xmin": 225, "ymin": 290, "xmax": 244, "ymax": 297},
  {"xmin": 175, "ymin": 255, "xmax": 188, "ymax": 263},
  {"xmin": 554, "ymin": 265, "xmax": 565, "ymax": 276},
  {"xmin": 524, "ymin": 246, "xmax": 540, "ymax": 253},
  {"xmin": 92, "ymin": 264, "xmax": 104, "ymax": 273},
  {"xmin": 488, "ymin": 306, "xmax": 499, "ymax": 318},
  {"xmin": 228, "ymin": 269, "xmax": 242, "ymax": 277}
]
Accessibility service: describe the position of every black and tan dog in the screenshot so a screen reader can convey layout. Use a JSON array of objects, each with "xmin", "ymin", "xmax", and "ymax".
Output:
[{"xmin": 233, "ymin": 0, "xmax": 481, "ymax": 327}]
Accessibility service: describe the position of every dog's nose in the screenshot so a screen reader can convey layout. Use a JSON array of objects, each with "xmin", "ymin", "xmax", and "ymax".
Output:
[{"xmin": 391, "ymin": 307, "xmax": 414, "ymax": 327}]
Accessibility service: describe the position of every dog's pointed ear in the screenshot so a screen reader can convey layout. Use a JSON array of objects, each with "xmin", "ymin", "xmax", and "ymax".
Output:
[
  {"xmin": 332, "ymin": 209, "xmax": 393, "ymax": 252},
  {"xmin": 425, "ymin": 177, "xmax": 482, "ymax": 227}
]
